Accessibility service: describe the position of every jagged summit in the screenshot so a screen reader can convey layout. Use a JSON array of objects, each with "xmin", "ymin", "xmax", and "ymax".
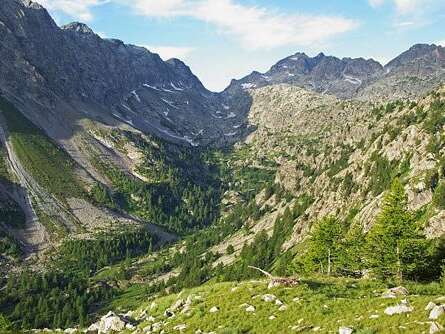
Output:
[
  {"xmin": 61, "ymin": 22, "xmax": 95, "ymax": 35},
  {"xmin": 19, "ymin": 0, "xmax": 43, "ymax": 9}
]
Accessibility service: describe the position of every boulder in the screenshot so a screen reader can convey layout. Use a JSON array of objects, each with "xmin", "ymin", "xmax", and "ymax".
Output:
[
  {"xmin": 429, "ymin": 305, "xmax": 445, "ymax": 320},
  {"xmin": 384, "ymin": 300, "xmax": 414, "ymax": 315},
  {"xmin": 173, "ymin": 324, "xmax": 187, "ymax": 331},
  {"xmin": 430, "ymin": 321, "xmax": 444, "ymax": 334},
  {"xmin": 64, "ymin": 329, "xmax": 77, "ymax": 334},
  {"xmin": 86, "ymin": 323, "xmax": 100, "ymax": 334},
  {"xmin": 209, "ymin": 306, "xmax": 219, "ymax": 313},
  {"xmin": 426, "ymin": 302, "xmax": 437, "ymax": 311},
  {"xmin": 382, "ymin": 286, "xmax": 408, "ymax": 299},
  {"xmin": 339, "ymin": 327, "xmax": 353, "ymax": 334},
  {"xmin": 262, "ymin": 294, "xmax": 277, "ymax": 302},
  {"xmin": 171, "ymin": 299, "xmax": 185, "ymax": 311},
  {"xmin": 278, "ymin": 305, "xmax": 287, "ymax": 311},
  {"xmin": 275, "ymin": 299, "xmax": 284, "ymax": 306},
  {"xmin": 245, "ymin": 305, "xmax": 256, "ymax": 312},
  {"xmin": 98, "ymin": 312, "xmax": 127, "ymax": 333}
]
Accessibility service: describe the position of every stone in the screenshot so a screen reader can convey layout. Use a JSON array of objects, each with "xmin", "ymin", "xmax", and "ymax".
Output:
[
  {"xmin": 384, "ymin": 300, "xmax": 414, "ymax": 315},
  {"xmin": 262, "ymin": 294, "xmax": 277, "ymax": 302},
  {"xmin": 275, "ymin": 299, "xmax": 284, "ymax": 306},
  {"xmin": 269, "ymin": 315, "xmax": 276, "ymax": 320},
  {"xmin": 381, "ymin": 292, "xmax": 397, "ymax": 299},
  {"xmin": 339, "ymin": 327, "xmax": 353, "ymax": 334},
  {"xmin": 430, "ymin": 321, "xmax": 444, "ymax": 334},
  {"xmin": 171, "ymin": 299, "xmax": 185, "ymax": 311},
  {"xmin": 85, "ymin": 323, "xmax": 99, "ymax": 334},
  {"xmin": 389, "ymin": 286, "xmax": 409, "ymax": 296},
  {"xmin": 369, "ymin": 314, "xmax": 379, "ymax": 319},
  {"xmin": 173, "ymin": 324, "xmax": 187, "ymax": 331},
  {"xmin": 209, "ymin": 306, "xmax": 219, "ymax": 313},
  {"xmin": 64, "ymin": 329, "xmax": 77, "ymax": 334},
  {"xmin": 245, "ymin": 305, "xmax": 256, "ymax": 312},
  {"xmin": 426, "ymin": 302, "xmax": 437, "ymax": 311},
  {"xmin": 98, "ymin": 312, "xmax": 127, "ymax": 333},
  {"xmin": 279, "ymin": 305, "xmax": 288, "ymax": 311},
  {"xmin": 429, "ymin": 305, "xmax": 445, "ymax": 320}
]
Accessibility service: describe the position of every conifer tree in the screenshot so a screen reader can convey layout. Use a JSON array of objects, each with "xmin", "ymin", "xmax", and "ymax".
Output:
[{"xmin": 366, "ymin": 178, "xmax": 426, "ymax": 282}]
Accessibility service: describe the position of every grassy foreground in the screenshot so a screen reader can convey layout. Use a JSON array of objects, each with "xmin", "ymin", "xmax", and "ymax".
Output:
[{"xmin": 124, "ymin": 276, "xmax": 445, "ymax": 334}]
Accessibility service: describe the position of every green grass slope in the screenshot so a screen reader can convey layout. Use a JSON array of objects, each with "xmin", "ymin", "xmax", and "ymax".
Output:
[{"xmin": 123, "ymin": 277, "xmax": 445, "ymax": 334}]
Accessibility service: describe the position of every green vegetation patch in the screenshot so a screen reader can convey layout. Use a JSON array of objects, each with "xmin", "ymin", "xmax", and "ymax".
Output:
[
  {"xmin": 133, "ymin": 278, "xmax": 445, "ymax": 334},
  {"xmin": 0, "ymin": 97, "xmax": 85, "ymax": 200}
]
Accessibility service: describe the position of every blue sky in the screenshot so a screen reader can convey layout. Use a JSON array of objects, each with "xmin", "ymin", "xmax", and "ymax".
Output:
[{"xmin": 40, "ymin": 0, "xmax": 445, "ymax": 91}]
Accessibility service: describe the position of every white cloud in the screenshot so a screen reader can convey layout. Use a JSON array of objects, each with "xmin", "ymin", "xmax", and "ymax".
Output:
[
  {"xmin": 128, "ymin": 0, "xmax": 188, "ymax": 17},
  {"xmin": 39, "ymin": 0, "xmax": 109, "ymax": 21},
  {"xmin": 394, "ymin": 0, "xmax": 425, "ymax": 14},
  {"xmin": 121, "ymin": 0, "xmax": 358, "ymax": 50},
  {"xmin": 368, "ymin": 0, "xmax": 385, "ymax": 8},
  {"xmin": 369, "ymin": 0, "xmax": 438, "ymax": 14},
  {"xmin": 143, "ymin": 46, "xmax": 195, "ymax": 60}
]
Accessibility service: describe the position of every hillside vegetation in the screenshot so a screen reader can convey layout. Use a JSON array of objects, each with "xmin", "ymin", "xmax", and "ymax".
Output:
[{"xmin": 1, "ymin": 81, "xmax": 445, "ymax": 334}]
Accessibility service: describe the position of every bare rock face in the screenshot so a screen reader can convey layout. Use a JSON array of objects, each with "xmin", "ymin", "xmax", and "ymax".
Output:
[{"xmin": 0, "ymin": 0, "xmax": 238, "ymax": 147}]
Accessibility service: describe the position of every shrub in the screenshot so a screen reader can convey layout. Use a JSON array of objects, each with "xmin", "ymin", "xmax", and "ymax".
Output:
[{"xmin": 433, "ymin": 182, "xmax": 445, "ymax": 209}]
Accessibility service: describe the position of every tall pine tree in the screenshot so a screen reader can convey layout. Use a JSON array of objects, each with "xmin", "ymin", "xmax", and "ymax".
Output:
[{"xmin": 366, "ymin": 178, "xmax": 427, "ymax": 282}]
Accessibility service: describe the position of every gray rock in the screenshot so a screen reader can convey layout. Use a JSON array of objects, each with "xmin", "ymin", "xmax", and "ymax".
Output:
[
  {"xmin": 262, "ymin": 294, "xmax": 277, "ymax": 302},
  {"xmin": 430, "ymin": 321, "xmax": 444, "ymax": 334},
  {"xmin": 384, "ymin": 300, "xmax": 414, "ymax": 315},
  {"xmin": 426, "ymin": 302, "xmax": 437, "ymax": 311},
  {"xmin": 98, "ymin": 311, "xmax": 127, "ymax": 333},
  {"xmin": 339, "ymin": 327, "xmax": 353, "ymax": 334},
  {"xmin": 209, "ymin": 306, "xmax": 219, "ymax": 313},
  {"xmin": 429, "ymin": 305, "xmax": 445, "ymax": 320},
  {"xmin": 245, "ymin": 305, "xmax": 255, "ymax": 312},
  {"xmin": 173, "ymin": 324, "xmax": 187, "ymax": 331}
]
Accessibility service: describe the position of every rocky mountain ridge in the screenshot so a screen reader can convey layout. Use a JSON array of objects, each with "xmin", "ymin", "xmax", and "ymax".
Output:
[{"xmin": 227, "ymin": 44, "xmax": 445, "ymax": 101}]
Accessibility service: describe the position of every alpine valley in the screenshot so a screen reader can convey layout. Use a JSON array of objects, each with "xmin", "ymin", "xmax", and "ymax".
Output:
[{"xmin": 0, "ymin": 0, "xmax": 445, "ymax": 333}]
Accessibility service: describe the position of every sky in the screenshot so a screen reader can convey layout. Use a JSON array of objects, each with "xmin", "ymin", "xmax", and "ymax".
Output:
[{"xmin": 38, "ymin": 0, "xmax": 445, "ymax": 92}]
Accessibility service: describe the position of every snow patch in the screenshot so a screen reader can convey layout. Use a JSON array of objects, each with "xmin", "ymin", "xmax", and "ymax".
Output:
[
  {"xmin": 143, "ymin": 84, "xmax": 161, "ymax": 91},
  {"xmin": 224, "ymin": 131, "xmax": 238, "ymax": 137},
  {"xmin": 222, "ymin": 104, "xmax": 230, "ymax": 110},
  {"xmin": 121, "ymin": 104, "xmax": 133, "ymax": 112},
  {"xmin": 241, "ymin": 83, "xmax": 256, "ymax": 90},
  {"xmin": 226, "ymin": 112, "xmax": 236, "ymax": 119},
  {"xmin": 170, "ymin": 82, "xmax": 184, "ymax": 91},
  {"xmin": 233, "ymin": 124, "xmax": 242, "ymax": 129},
  {"xmin": 343, "ymin": 75, "xmax": 362, "ymax": 86},
  {"xmin": 184, "ymin": 136, "xmax": 199, "ymax": 147},
  {"xmin": 112, "ymin": 113, "xmax": 134, "ymax": 126},
  {"xmin": 131, "ymin": 90, "xmax": 141, "ymax": 103},
  {"xmin": 161, "ymin": 98, "xmax": 179, "ymax": 109}
]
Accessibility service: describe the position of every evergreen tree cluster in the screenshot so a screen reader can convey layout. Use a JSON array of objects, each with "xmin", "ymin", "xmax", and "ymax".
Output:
[
  {"xmin": 0, "ymin": 228, "xmax": 155, "ymax": 330},
  {"xmin": 300, "ymin": 179, "xmax": 445, "ymax": 282}
]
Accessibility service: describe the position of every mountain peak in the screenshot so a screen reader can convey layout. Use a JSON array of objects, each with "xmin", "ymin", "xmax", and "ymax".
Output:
[
  {"xmin": 19, "ymin": 0, "xmax": 43, "ymax": 9},
  {"xmin": 62, "ymin": 22, "xmax": 95, "ymax": 35}
]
